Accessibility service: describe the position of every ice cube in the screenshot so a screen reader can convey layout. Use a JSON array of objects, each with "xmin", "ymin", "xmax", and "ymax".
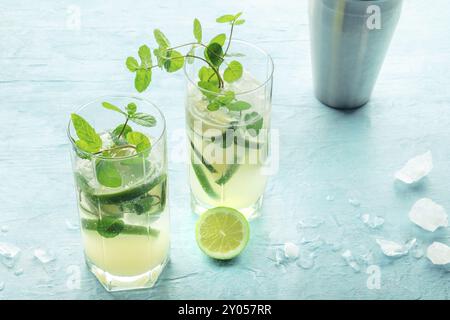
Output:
[
  {"xmin": 376, "ymin": 238, "xmax": 416, "ymax": 257},
  {"xmin": 361, "ymin": 213, "xmax": 385, "ymax": 229},
  {"xmin": 1, "ymin": 226, "xmax": 8, "ymax": 233},
  {"xmin": 296, "ymin": 251, "xmax": 315, "ymax": 269},
  {"xmin": 34, "ymin": 248, "xmax": 56, "ymax": 264},
  {"xmin": 426, "ymin": 242, "xmax": 450, "ymax": 265},
  {"xmin": 284, "ymin": 242, "xmax": 299, "ymax": 259},
  {"xmin": 65, "ymin": 219, "xmax": 79, "ymax": 231},
  {"xmin": 275, "ymin": 248, "xmax": 286, "ymax": 265},
  {"xmin": 0, "ymin": 281, "xmax": 4, "ymax": 291},
  {"xmin": 0, "ymin": 242, "xmax": 20, "ymax": 259},
  {"xmin": 326, "ymin": 195, "xmax": 335, "ymax": 202},
  {"xmin": 348, "ymin": 198, "xmax": 360, "ymax": 207},
  {"xmin": 341, "ymin": 250, "xmax": 360, "ymax": 272},
  {"xmin": 395, "ymin": 151, "xmax": 432, "ymax": 184},
  {"xmin": 14, "ymin": 268, "xmax": 23, "ymax": 276},
  {"xmin": 408, "ymin": 198, "xmax": 448, "ymax": 232},
  {"xmin": 297, "ymin": 217, "xmax": 324, "ymax": 229}
]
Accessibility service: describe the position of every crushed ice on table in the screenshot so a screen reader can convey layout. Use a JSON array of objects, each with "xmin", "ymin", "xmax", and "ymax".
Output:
[
  {"xmin": 34, "ymin": 248, "xmax": 56, "ymax": 264},
  {"xmin": 296, "ymin": 251, "xmax": 315, "ymax": 269},
  {"xmin": 341, "ymin": 250, "xmax": 360, "ymax": 272},
  {"xmin": 326, "ymin": 195, "xmax": 335, "ymax": 202},
  {"xmin": 408, "ymin": 198, "xmax": 448, "ymax": 232},
  {"xmin": 0, "ymin": 242, "xmax": 21, "ymax": 267},
  {"xmin": 275, "ymin": 248, "xmax": 287, "ymax": 265},
  {"xmin": 376, "ymin": 238, "xmax": 416, "ymax": 257},
  {"xmin": 1, "ymin": 226, "xmax": 8, "ymax": 233},
  {"xmin": 426, "ymin": 242, "xmax": 450, "ymax": 265},
  {"xmin": 0, "ymin": 281, "xmax": 4, "ymax": 291},
  {"xmin": 348, "ymin": 198, "xmax": 361, "ymax": 207},
  {"xmin": 297, "ymin": 217, "xmax": 324, "ymax": 230},
  {"xmin": 411, "ymin": 242, "xmax": 425, "ymax": 259},
  {"xmin": 284, "ymin": 242, "xmax": 299, "ymax": 259},
  {"xmin": 395, "ymin": 151, "xmax": 433, "ymax": 184},
  {"xmin": 65, "ymin": 219, "xmax": 79, "ymax": 231},
  {"xmin": 361, "ymin": 213, "xmax": 385, "ymax": 229},
  {"xmin": 14, "ymin": 268, "xmax": 24, "ymax": 276}
]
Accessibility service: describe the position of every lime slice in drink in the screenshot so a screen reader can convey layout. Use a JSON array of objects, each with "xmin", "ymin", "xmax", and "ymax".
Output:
[{"xmin": 195, "ymin": 207, "xmax": 250, "ymax": 260}]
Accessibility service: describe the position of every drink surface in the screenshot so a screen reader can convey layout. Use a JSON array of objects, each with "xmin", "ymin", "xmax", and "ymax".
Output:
[{"xmin": 186, "ymin": 72, "xmax": 270, "ymax": 218}]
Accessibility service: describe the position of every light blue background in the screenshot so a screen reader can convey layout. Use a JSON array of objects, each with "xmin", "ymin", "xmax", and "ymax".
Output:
[{"xmin": 0, "ymin": 0, "xmax": 449, "ymax": 299}]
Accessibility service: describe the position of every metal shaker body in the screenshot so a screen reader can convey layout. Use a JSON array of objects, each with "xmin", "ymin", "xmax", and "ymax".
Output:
[{"xmin": 309, "ymin": 0, "xmax": 403, "ymax": 109}]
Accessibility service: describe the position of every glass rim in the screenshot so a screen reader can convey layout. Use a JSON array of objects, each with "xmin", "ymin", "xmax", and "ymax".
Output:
[
  {"xmin": 67, "ymin": 95, "xmax": 166, "ymax": 160},
  {"xmin": 183, "ymin": 39, "xmax": 274, "ymax": 97}
]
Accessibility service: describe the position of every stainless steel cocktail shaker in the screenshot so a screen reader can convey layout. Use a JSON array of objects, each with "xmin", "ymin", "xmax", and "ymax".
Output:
[{"xmin": 309, "ymin": 0, "xmax": 403, "ymax": 109}]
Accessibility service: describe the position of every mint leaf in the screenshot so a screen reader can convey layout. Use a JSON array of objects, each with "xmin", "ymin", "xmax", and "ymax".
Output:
[
  {"xmin": 235, "ymin": 19, "xmax": 245, "ymax": 25},
  {"xmin": 126, "ymin": 131, "xmax": 151, "ymax": 152},
  {"xmin": 217, "ymin": 91, "xmax": 235, "ymax": 105},
  {"xmin": 209, "ymin": 33, "xmax": 226, "ymax": 46},
  {"xmin": 234, "ymin": 12, "xmax": 243, "ymax": 20},
  {"xmin": 153, "ymin": 29, "xmax": 170, "ymax": 48},
  {"xmin": 97, "ymin": 217, "xmax": 125, "ymax": 238},
  {"xmin": 227, "ymin": 101, "xmax": 251, "ymax": 111},
  {"xmin": 101, "ymin": 102, "xmax": 126, "ymax": 115},
  {"xmin": 223, "ymin": 60, "xmax": 243, "ymax": 83},
  {"xmin": 163, "ymin": 50, "xmax": 184, "ymax": 73},
  {"xmin": 198, "ymin": 81, "xmax": 220, "ymax": 100},
  {"xmin": 135, "ymin": 69, "xmax": 152, "ymax": 92},
  {"xmin": 71, "ymin": 113, "xmax": 102, "ymax": 153},
  {"xmin": 198, "ymin": 66, "xmax": 218, "ymax": 83},
  {"xmin": 129, "ymin": 112, "xmax": 157, "ymax": 127},
  {"xmin": 95, "ymin": 160, "xmax": 122, "ymax": 188},
  {"xmin": 153, "ymin": 48, "xmax": 166, "ymax": 67},
  {"xmin": 205, "ymin": 42, "xmax": 223, "ymax": 67},
  {"xmin": 126, "ymin": 102, "xmax": 137, "ymax": 115},
  {"xmin": 207, "ymin": 101, "xmax": 220, "ymax": 111},
  {"xmin": 244, "ymin": 111, "xmax": 263, "ymax": 135},
  {"xmin": 216, "ymin": 14, "xmax": 235, "ymax": 23},
  {"xmin": 112, "ymin": 123, "xmax": 133, "ymax": 141},
  {"xmin": 193, "ymin": 18, "xmax": 202, "ymax": 43},
  {"xmin": 138, "ymin": 45, "xmax": 152, "ymax": 68},
  {"xmin": 126, "ymin": 57, "xmax": 139, "ymax": 71}
]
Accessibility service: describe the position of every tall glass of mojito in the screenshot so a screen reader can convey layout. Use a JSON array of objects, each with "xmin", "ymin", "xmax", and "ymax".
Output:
[
  {"xmin": 68, "ymin": 96, "xmax": 169, "ymax": 291},
  {"xmin": 184, "ymin": 40, "xmax": 274, "ymax": 220}
]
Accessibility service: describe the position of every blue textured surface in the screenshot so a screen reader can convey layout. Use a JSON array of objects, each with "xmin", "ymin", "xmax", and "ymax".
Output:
[{"xmin": 0, "ymin": 0, "xmax": 449, "ymax": 299}]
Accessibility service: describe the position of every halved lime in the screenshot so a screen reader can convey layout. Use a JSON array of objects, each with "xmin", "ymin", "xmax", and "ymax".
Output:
[{"xmin": 195, "ymin": 207, "xmax": 250, "ymax": 260}]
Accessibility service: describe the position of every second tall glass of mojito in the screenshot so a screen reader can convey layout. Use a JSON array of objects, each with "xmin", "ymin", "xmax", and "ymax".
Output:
[{"xmin": 184, "ymin": 40, "xmax": 274, "ymax": 219}]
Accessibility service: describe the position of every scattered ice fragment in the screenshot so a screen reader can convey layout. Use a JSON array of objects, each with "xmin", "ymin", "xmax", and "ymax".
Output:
[
  {"xmin": 408, "ymin": 198, "xmax": 448, "ymax": 232},
  {"xmin": 65, "ymin": 219, "xmax": 79, "ymax": 231},
  {"xmin": 296, "ymin": 251, "xmax": 315, "ymax": 269},
  {"xmin": 1, "ymin": 226, "xmax": 8, "ymax": 233},
  {"xmin": 275, "ymin": 249, "xmax": 287, "ymax": 265},
  {"xmin": 348, "ymin": 198, "xmax": 360, "ymax": 207},
  {"xmin": 411, "ymin": 243, "xmax": 425, "ymax": 259},
  {"xmin": 284, "ymin": 242, "xmax": 299, "ymax": 259},
  {"xmin": 395, "ymin": 151, "xmax": 432, "ymax": 184},
  {"xmin": 361, "ymin": 213, "xmax": 385, "ymax": 229},
  {"xmin": 297, "ymin": 217, "xmax": 324, "ymax": 229},
  {"xmin": 426, "ymin": 242, "xmax": 450, "ymax": 265},
  {"xmin": 0, "ymin": 281, "xmax": 4, "ymax": 291},
  {"xmin": 34, "ymin": 248, "xmax": 56, "ymax": 264},
  {"xmin": 0, "ymin": 242, "xmax": 20, "ymax": 259},
  {"xmin": 341, "ymin": 250, "xmax": 360, "ymax": 272},
  {"xmin": 326, "ymin": 195, "xmax": 335, "ymax": 202},
  {"xmin": 14, "ymin": 268, "xmax": 24, "ymax": 276},
  {"xmin": 376, "ymin": 238, "xmax": 416, "ymax": 257}
]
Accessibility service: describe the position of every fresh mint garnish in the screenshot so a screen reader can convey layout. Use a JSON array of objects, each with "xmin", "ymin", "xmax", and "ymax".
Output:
[
  {"xmin": 193, "ymin": 18, "xmax": 202, "ymax": 43},
  {"xmin": 96, "ymin": 217, "xmax": 125, "ymax": 238},
  {"xmin": 223, "ymin": 61, "xmax": 243, "ymax": 83},
  {"xmin": 126, "ymin": 131, "xmax": 151, "ymax": 153},
  {"xmin": 71, "ymin": 114, "xmax": 102, "ymax": 153}
]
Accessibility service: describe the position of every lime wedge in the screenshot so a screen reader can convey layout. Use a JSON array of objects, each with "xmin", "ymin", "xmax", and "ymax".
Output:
[{"xmin": 195, "ymin": 207, "xmax": 250, "ymax": 260}]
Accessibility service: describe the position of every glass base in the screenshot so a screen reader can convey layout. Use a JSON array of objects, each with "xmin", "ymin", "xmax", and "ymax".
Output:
[
  {"xmin": 86, "ymin": 256, "xmax": 169, "ymax": 292},
  {"xmin": 190, "ymin": 194, "xmax": 264, "ymax": 221}
]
